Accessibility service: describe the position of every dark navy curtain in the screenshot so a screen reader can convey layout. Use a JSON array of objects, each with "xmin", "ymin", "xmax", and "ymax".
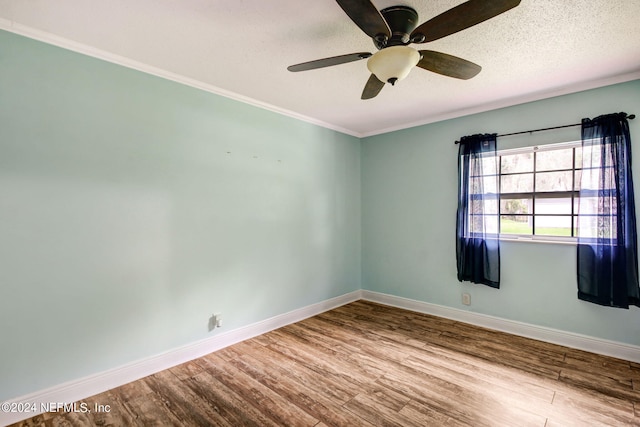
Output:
[
  {"xmin": 456, "ymin": 133, "xmax": 500, "ymax": 288},
  {"xmin": 577, "ymin": 112, "xmax": 639, "ymax": 308}
]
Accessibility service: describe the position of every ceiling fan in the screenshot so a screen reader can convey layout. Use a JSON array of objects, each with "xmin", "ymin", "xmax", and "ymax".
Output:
[{"xmin": 287, "ymin": 0, "xmax": 521, "ymax": 99}]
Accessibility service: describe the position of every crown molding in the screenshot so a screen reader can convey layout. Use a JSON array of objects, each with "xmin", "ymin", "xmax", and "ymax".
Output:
[{"xmin": 0, "ymin": 22, "xmax": 361, "ymax": 138}]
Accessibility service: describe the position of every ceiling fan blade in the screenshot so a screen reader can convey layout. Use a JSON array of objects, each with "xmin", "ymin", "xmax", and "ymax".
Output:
[
  {"xmin": 361, "ymin": 74, "xmax": 385, "ymax": 100},
  {"xmin": 287, "ymin": 52, "xmax": 372, "ymax": 72},
  {"xmin": 417, "ymin": 50, "xmax": 482, "ymax": 80},
  {"xmin": 336, "ymin": 0, "xmax": 391, "ymax": 39},
  {"xmin": 411, "ymin": 0, "xmax": 521, "ymax": 43}
]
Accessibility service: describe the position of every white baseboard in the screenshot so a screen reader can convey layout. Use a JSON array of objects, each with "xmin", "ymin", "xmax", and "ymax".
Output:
[
  {"xmin": 4, "ymin": 288, "xmax": 639, "ymax": 426},
  {"xmin": 0, "ymin": 290, "xmax": 362, "ymax": 426},
  {"xmin": 361, "ymin": 290, "xmax": 640, "ymax": 364}
]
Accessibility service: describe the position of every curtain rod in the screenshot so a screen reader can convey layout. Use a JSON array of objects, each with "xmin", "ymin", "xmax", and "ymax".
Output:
[{"xmin": 454, "ymin": 113, "xmax": 636, "ymax": 144}]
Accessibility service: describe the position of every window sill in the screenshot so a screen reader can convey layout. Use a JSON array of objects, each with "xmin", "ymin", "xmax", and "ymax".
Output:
[{"xmin": 499, "ymin": 235, "xmax": 577, "ymax": 246}]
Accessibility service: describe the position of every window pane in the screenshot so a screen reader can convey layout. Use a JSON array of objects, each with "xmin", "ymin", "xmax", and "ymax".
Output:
[
  {"xmin": 579, "ymin": 167, "xmax": 616, "ymax": 191},
  {"xmin": 470, "ymin": 176, "xmax": 499, "ymax": 195},
  {"xmin": 485, "ymin": 215, "xmax": 499, "ymax": 234},
  {"xmin": 500, "ymin": 215, "xmax": 532, "ymax": 235},
  {"xmin": 501, "ymin": 152, "xmax": 533, "ymax": 174},
  {"xmin": 501, "ymin": 173, "xmax": 533, "ymax": 193},
  {"xmin": 470, "ymin": 214, "xmax": 499, "ymax": 234},
  {"xmin": 577, "ymin": 196, "xmax": 617, "ymax": 215},
  {"xmin": 489, "ymin": 142, "xmax": 611, "ymax": 240},
  {"xmin": 470, "ymin": 198, "xmax": 499, "ymax": 214},
  {"xmin": 578, "ymin": 196, "xmax": 597, "ymax": 215},
  {"xmin": 581, "ymin": 144, "xmax": 614, "ymax": 167},
  {"xmin": 480, "ymin": 156, "xmax": 499, "ymax": 176},
  {"xmin": 537, "ymin": 148, "xmax": 573, "ymax": 171},
  {"xmin": 469, "ymin": 158, "xmax": 498, "ymax": 177},
  {"xmin": 535, "ymin": 215, "xmax": 572, "ymax": 236},
  {"xmin": 576, "ymin": 215, "xmax": 617, "ymax": 239},
  {"xmin": 501, "ymin": 198, "xmax": 531, "ymax": 215},
  {"xmin": 535, "ymin": 197, "xmax": 572, "ymax": 215},
  {"xmin": 535, "ymin": 171, "xmax": 573, "ymax": 192},
  {"xmin": 575, "ymin": 146, "xmax": 582, "ymax": 167}
]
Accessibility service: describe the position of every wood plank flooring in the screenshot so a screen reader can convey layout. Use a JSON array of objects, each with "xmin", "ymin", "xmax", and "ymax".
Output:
[{"xmin": 10, "ymin": 300, "xmax": 640, "ymax": 426}]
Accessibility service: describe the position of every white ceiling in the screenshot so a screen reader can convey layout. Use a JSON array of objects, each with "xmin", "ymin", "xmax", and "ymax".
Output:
[{"xmin": 1, "ymin": 0, "xmax": 639, "ymax": 137}]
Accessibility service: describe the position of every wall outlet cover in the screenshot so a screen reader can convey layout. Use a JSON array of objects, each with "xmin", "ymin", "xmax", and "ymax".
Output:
[{"xmin": 462, "ymin": 293, "xmax": 471, "ymax": 306}]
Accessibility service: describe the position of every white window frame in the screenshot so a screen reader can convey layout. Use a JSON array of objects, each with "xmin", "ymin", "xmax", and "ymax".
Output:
[{"xmin": 496, "ymin": 141, "xmax": 581, "ymax": 245}]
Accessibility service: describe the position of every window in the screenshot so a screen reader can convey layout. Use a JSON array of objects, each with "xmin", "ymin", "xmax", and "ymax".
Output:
[{"xmin": 473, "ymin": 141, "xmax": 586, "ymax": 241}]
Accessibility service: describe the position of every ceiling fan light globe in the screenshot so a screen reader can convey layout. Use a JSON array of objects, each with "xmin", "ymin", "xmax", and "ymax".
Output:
[{"xmin": 367, "ymin": 46, "xmax": 420, "ymax": 84}]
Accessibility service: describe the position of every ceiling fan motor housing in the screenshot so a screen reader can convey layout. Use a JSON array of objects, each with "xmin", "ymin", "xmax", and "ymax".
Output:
[{"xmin": 374, "ymin": 6, "xmax": 420, "ymax": 49}]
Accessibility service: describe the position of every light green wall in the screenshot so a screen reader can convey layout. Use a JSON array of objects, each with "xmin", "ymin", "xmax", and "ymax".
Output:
[
  {"xmin": 2, "ymin": 27, "xmax": 639, "ymax": 403},
  {"xmin": 362, "ymin": 80, "xmax": 640, "ymax": 346},
  {"xmin": 0, "ymin": 31, "xmax": 361, "ymax": 400}
]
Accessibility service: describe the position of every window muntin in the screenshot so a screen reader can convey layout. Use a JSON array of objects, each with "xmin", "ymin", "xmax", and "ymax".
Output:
[
  {"xmin": 464, "ymin": 139, "xmax": 622, "ymax": 243},
  {"xmin": 492, "ymin": 142, "xmax": 583, "ymax": 240}
]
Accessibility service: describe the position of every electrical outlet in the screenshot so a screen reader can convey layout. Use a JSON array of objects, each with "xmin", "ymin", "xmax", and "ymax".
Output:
[
  {"xmin": 462, "ymin": 292, "xmax": 471, "ymax": 306},
  {"xmin": 208, "ymin": 314, "xmax": 223, "ymax": 331},
  {"xmin": 208, "ymin": 314, "xmax": 217, "ymax": 332}
]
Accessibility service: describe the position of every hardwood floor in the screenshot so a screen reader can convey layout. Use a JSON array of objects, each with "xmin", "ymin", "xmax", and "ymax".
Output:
[{"xmin": 10, "ymin": 300, "xmax": 640, "ymax": 426}]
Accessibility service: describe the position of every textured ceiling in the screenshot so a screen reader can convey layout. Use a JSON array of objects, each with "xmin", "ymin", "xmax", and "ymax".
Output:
[{"xmin": 0, "ymin": 0, "xmax": 639, "ymax": 136}]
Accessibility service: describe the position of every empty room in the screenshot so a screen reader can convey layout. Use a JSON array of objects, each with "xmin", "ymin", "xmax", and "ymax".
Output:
[{"xmin": 1, "ymin": 1, "xmax": 639, "ymax": 426}]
